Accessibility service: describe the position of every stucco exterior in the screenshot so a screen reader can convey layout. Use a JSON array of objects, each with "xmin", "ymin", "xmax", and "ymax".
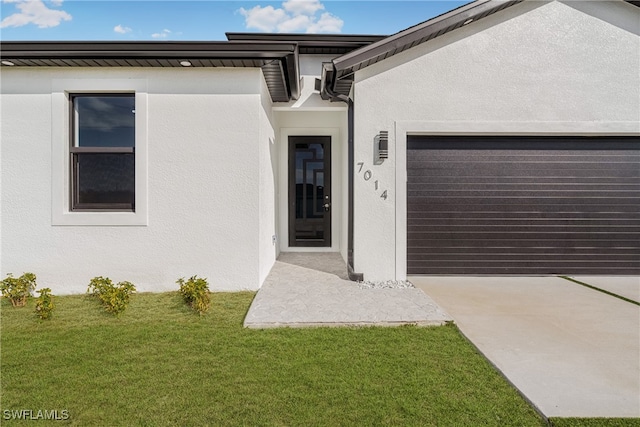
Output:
[
  {"xmin": 351, "ymin": 0, "xmax": 640, "ymax": 280},
  {"xmin": 0, "ymin": 55, "xmax": 348, "ymax": 294},
  {"xmin": 1, "ymin": 0, "xmax": 638, "ymax": 293},
  {"xmin": 1, "ymin": 67, "xmax": 279, "ymax": 293}
]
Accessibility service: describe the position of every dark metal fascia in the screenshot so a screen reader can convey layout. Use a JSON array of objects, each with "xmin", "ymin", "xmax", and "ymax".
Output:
[
  {"xmin": 332, "ymin": 0, "xmax": 522, "ymax": 78},
  {"xmin": 0, "ymin": 41, "xmax": 298, "ymax": 60},
  {"xmin": 1, "ymin": 40, "xmax": 300, "ymax": 102},
  {"xmin": 226, "ymin": 33, "xmax": 387, "ymax": 56},
  {"xmin": 226, "ymin": 33, "xmax": 386, "ymax": 46}
]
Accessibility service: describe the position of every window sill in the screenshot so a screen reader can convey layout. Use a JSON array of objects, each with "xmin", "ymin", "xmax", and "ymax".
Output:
[{"xmin": 52, "ymin": 211, "xmax": 147, "ymax": 226}]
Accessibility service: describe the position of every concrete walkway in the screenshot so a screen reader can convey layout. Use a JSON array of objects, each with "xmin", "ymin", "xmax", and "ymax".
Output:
[
  {"xmin": 244, "ymin": 253, "xmax": 451, "ymax": 328},
  {"xmin": 568, "ymin": 276, "xmax": 640, "ymax": 303},
  {"xmin": 412, "ymin": 276, "xmax": 640, "ymax": 418}
]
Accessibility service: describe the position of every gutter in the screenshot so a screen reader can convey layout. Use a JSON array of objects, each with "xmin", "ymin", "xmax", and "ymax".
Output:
[{"xmin": 318, "ymin": 63, "xmax": 364, "ymax": 282}]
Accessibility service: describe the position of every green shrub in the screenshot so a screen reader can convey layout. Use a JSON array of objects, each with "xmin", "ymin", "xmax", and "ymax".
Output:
[
  {"xmin": 1, "ymin": 272, "xmax": 37, "ymax": 307},
  {"xmin": 87, "ymin": 276, "xmax": 136, "ymax": 315},
  {"xmin": 34, "ymin": 288, "xmax": 55, "ymax": 320},
  {"xmin": 177, "ymin": 276, "xmax": 211, "ymax": 315}
]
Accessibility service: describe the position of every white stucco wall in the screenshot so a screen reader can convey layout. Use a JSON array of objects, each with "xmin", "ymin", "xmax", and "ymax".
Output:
[
  {"xmin": 352, "ymin": 0, "xmax": 640, "ymax": 280},
  {"xmin": 1, "ymin": 67, "xmax": 276, "ymax": 293},
  {"xmin": 258, "ymin": 73, "xmax": 278, "ymax": 285}
]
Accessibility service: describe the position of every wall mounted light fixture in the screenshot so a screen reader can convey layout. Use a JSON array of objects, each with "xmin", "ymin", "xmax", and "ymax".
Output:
[{"xmin": 374, "ymin": 131, "xmax": 389, "ymax": 165}]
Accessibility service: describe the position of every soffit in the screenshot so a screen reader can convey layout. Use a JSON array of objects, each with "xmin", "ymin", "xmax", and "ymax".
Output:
[
  {"xmin": 226, "ymin": 33, "xmax": 386, "ymax": 55},
  {"xmin": 0, "ymin": 41, "xmax": 298, "ymax": 102}
]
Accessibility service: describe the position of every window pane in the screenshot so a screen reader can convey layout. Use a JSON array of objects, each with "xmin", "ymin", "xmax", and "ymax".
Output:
[
  {"xmin": 76, "ymin": 153, "xmax": 134, "ymax": 206},
  {"xmin": 74, "ymin": 96, "xmax": 135, "ymax": 147}
]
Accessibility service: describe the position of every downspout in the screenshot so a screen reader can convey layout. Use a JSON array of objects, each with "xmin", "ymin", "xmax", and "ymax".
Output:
[{"xmin": 322, "ymin": 66, "xmax": 364, "ymax": 282}]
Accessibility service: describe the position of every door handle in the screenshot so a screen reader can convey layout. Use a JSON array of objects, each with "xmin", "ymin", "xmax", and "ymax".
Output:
[{"xmin": 323, "ymin": 203, "xmax": 331, "ymax": 211}]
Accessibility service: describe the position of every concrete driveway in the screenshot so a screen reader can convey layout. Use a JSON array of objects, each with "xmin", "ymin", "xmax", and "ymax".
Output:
[{"xmin": 411, "ymin": 276, "xmax": 640, "ymax": 418}]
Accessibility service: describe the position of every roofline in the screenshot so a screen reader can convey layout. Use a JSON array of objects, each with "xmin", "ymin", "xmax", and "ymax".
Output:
[
  {"xmin": 226, "ymin": 33, "xmax": 386, "ymax": 56},
  {"xmin": 331, "ymin": 0, "xmax": 638, "ymax": 79},
  {"xmin": 226, "ymin": 33, "xmax": 386, "ymax": 45},
  {"xmin": 332, "ymin": 0, "xmax": 523, "ymax": 79},
  {"xmin": 0, "ymin": 40, "xmax": 301, "ymax": 102},
  {"xmin": 0, "ymin": 41, "xmax": 298, "ymax": 59}
]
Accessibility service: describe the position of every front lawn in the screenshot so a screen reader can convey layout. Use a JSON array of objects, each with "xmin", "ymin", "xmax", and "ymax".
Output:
[{"xmin": 2, "ymin": 291, "xmax": 547, "ymax": 425}]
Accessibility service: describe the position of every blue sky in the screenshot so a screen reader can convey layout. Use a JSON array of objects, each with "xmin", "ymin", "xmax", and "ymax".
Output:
[{"xmin": 0, "ymin": 0, "xmax": 469, "ymax": 41}]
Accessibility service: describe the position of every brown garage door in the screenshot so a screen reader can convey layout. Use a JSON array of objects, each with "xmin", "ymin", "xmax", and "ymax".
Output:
[{"xmin": 407, "ymin": 136, "xmax": 640, "ymax": 275}]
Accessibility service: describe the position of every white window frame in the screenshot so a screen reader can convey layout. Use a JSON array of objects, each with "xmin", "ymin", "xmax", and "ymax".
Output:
[{"xmin": 52, "ymin": 79, "xmax": 148, "ymax": 226}]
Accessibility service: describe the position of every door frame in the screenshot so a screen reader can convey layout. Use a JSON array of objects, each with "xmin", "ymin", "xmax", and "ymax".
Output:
[{"xmin": 288, "ymin": 135, "xmax": 332, "ymax": 247}]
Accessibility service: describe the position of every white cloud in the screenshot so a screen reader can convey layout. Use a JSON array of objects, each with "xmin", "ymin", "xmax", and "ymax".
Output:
[
  {"xmin": 151, "ymin": 28, "xmax": 171, "ymax": 39},
  {"xmin": 276, "ymin": 14, "xmax": 310, "ymax": 33},
  {"xmin": 282, "ymin": 0, "xmax": 323, "ymax": 16},
  {"xmin": 306, "ymin": 12, "xmax": 343, "ymax": 34},
  {"xmin": 114, "ymin": 24, "xmax": 132, "ymax": 34},
  {"xmin": 238, "ymin": 5, "xmax": 286, "ymax": 32},
  {"xmin": 238, "ymin": 0, "xmax": 342, "ymax": 34},
  {"xmin": 1, "ymin": 0, "xmax": 72, "ymax": 29}
]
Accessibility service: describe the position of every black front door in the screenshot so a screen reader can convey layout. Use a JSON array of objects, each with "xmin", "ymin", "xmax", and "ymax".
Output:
[{"xmin": 289, "ymin": 136, "xmax": 331, "ymax": 247}]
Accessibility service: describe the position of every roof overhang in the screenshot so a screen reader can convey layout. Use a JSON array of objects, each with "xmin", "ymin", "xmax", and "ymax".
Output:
[
  {"xmin": 0, "ymin": 41, "xmax": 300, "ymax": 102},
  {"xmin": 226, "ymin": 33, "xmax": 386, "ymax": 55},
  {"xmin": 0, "ymin": 35, "xmax": 386, "ymax": 103}
]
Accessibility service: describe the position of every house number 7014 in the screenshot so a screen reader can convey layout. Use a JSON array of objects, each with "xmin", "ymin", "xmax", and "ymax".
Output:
[{"xmin": 357, "ymin": 162, "xmax": 388, "ymax": 200}]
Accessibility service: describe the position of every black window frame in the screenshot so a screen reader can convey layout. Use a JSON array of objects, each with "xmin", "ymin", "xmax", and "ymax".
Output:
[{"xmin": 70, "ymin": 93, "xmax": 136, "ymax": 212}]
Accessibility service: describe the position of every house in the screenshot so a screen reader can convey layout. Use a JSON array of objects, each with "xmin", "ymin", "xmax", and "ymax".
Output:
[{"xmin": 1, "ymin": 0, "xmax": 638, "ymax": 294}]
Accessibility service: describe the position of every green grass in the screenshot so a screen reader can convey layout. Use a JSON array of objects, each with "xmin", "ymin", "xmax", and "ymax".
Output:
[{"xmin": 0, "ymin": 292, "xmax": 628, "ymax": 426}]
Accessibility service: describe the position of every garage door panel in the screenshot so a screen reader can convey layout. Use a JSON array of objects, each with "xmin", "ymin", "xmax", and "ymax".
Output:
[
  {"xmin": 408, "ymin": 177, "xmax": 640, "ymax": 186},
  {"xmin": 407, "ymin": 246, "xmax": 640, "ymax": 256},
  {"xmin": 408, "ymin": 153, "xmax": 640, "ymax": 165},
  {"xmin": 407, "ymin": 136, "xmax": 636, "ymax": 150},
  {"xmin": 408, "ymin": 210, "xmax": 640, "ymax": 219},
  {"xmin": 408, "ymin": 225, "xmax": 640, "ymax": 235},
  {"xmin": 408, "ymin": 253, "xmax": 640, "ymax": 262},
  {"xmin": 406, "ymin": 264, "xmax": 637, "ymax": 275},
  {"xmin": 408, "ymin": 183, "xmax": 640, "ymax": 193},
  {"xmin": 408, "ymin": 237, "xmax": 639, "ymax": 248},
  {"xmin": 408, "ymin": 199, "xmax": 638, "ymax": 212},
  {"xmin": 408, "ymin": 218, "xmax": 640, "ymax": 227},
  {"xmin": 410, "ymin": 162, "xmax": 628, "ymax": 172},
  {"xmin": 406, "ymin": 136, "xmax": 640, "ymax": 275},
  {"xmin": 409, "ymin": 191, "xmax": 639, "ymax": 199},
  {"xmin": 407, "ymin": 165, "xmax": 640, "ymax": 178},
  {"xmin": 407, "ymin": 260, "xmax": 637, "ymax": 268},
  {"xmin": 408, "ymin": 152, "xmax": 640, "ymax": 162}
]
